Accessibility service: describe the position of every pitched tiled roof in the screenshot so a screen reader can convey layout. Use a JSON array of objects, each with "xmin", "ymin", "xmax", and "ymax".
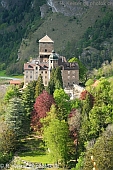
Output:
[
  {"xmin": 24, "ymin": 62, "xmax": 49, "ymax": 71},
  {"xmin": 39, "ymin": 35, "xmax": 54, "ymax": 43},
  {"xmin": 10, "ymin": 80, "xmax": 21, "ymax": 85},
  {"xmin": 24, "ymin": 63, "xmax": 35, "ymax": 70},
  {"xmin": 58, "ymin": 60, "xmax": 79, "ymax": 70}
]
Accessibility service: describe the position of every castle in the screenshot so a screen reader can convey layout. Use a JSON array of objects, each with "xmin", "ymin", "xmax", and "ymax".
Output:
[{"xmin": 24, "ymin": 35, "xmax": 79, "ymax": 88}]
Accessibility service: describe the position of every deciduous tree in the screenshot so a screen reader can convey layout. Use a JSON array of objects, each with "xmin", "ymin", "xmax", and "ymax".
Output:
[
  {"xmin": 53, "ymin": 88, "xmax": 71, "ymax": 120},
  {"xmin": 31, "ymin": 90, "xmax": 55, "ymax": 130},
  {"xmin": 43, "ymin": 118, "xmax": 69, "ymax": 167},
  {"xmin": 83, "ymin": 125, "xmax": 113, "ymax": 170}
]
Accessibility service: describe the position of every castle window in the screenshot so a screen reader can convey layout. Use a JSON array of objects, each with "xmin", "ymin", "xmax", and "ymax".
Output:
[
  {"xmin": 45, "ymin": 49, "xmax": 47, "ymax": 52},
  {"xmin": 45, "ymin": 71, "xmax": 47, "ymax": 74},
  {"xmin": 36, "ymin": 67, "xmax": 38, "ymax": 70},
  {"xmin": 72, "ymin": 76, "xmax": 75, "ymax": 79},
  {"xmin": 51, "ymin": 60, "xmax": 52, "ymax": 63},
  {"xmin": 68, "ymin": 71, "xmax": 70, "ymax": 74},
  {"xmin": 68, "ymin": 76, "xmax": 70, "ymax": 79},
  {"xmin": 41, "ymin": 71, "xmax": 43, "ymax": 74},
  {"xmin": 30, "ymin": 76, "xmax": 32, "ymax": 79}
]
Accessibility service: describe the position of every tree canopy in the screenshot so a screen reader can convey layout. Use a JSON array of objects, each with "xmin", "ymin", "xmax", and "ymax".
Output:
[{"xmin": 31, "ymin": 90, "xmax": 55, "ymax": 130}]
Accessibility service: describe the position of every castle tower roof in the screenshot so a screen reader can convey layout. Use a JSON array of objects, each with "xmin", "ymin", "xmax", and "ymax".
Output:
[
  {"xmin": 49, "ymin": 50, "xmax": 59, "ymax": 60},
  {"xmin": 39, "ymin": 35, "xmax": 54, "ymax": 43}
]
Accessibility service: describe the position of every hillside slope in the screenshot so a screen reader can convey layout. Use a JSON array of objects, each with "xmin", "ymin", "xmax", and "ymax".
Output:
[{"xmin": 0, "ymin": 0, "xmax": 113, "ymax": 74}]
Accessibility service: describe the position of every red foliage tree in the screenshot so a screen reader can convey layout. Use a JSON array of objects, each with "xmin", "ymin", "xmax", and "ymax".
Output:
[
  {"xmin": 80, "ymin": 90, "xmax": 94, "ymax": 106},
  {"xmin": 31, "ymin": 90, "xmax": 55, "ymax": 131}
]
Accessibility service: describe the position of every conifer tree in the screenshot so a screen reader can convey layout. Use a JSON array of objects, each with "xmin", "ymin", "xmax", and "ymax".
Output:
[
  {"xmin": 35, "ymin": 74, "xmax": 44, "ymax": 98},
  {"xmin": 54, "ymin": 67, "xmax": 63, "ymax": 89},
  {"xmin": 22, "ymin": 80, "xmax": 36, "ymax": 116},
  {"xmin": 47, "ymin": 67, "xmax": 63, "ymax": 94},
  {"xmin": 5, "ymin": 98, "xmax": 28, "ymax": 139},
  {"xmin": 47, "ymin": 68, "xmax": 55, "ymax": 95}
]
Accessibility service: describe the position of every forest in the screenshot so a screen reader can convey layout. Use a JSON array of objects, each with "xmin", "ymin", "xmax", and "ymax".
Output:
[
  {"xmin": 0, "ymin": 0, "xmax": 46, "ymax": 74},
  {"xmin": 0, "ymin": 1, "xmax": 113, "ymax": 75},
  {"xmin": 0, "ymin": 61, "xmax": 113, "ymax": 170}
]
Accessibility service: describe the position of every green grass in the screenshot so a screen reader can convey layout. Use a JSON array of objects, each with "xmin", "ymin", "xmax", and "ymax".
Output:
[
  {"xmin": 12, "ymin": 75, "xmax": 24, "ymax": 79},
  {"xmin": 0, "ymin": 70, "xmax": 23, "ymax": 80},
  {"xmin": 19, "ymin": 152, "xmax": 53, "ymax": 163},
  {"xmin": 18, "ymin": 136, "xmax": 54, "ymax": 164},
  {"xmin": 0, "ymin": 70, "xmax": 6, "ymax": 76}
]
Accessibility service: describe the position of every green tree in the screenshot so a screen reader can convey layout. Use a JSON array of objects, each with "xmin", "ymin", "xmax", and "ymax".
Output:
[
  {"xmin": 43, "ymin": 118, "xmax": 69, "ymax": 167},
  {"xmin": 87, "ymin": 78, "xmax": 113, "ymax": 139},
  {"xmin": 35, "ymin": 74, "xmax": 44, "ymax": 98},
  {"xmin": 92, "ymin": 78, "xmax": 111, "ymax": 105},
  {"xmin": 4, "ymin": 85, "xmax": 20, "ymax": 102},
  {"xmin": 83, "ymin": 124, "xmax": 113, "ymax": 170},
  {"xmin": 0, "ymin": 125, "xmax": 16, "ymax": 154},
  {"xmin": 53, "ymin": 88, "xmax": 71, "ymax": 120},
  {"xmin": 54, "ymin": 67, "xmax": 63, "ymax": 89},
  {"xmin": 79, "ymin": 92, "xmax": 93, "ymax": 153},
  {"xmin": 5, "ymin": 97, "xmax": 28, "ymax": 139},
  {"xmin": 47, "ymin": 67, "xmax": 63, "ymax": 95},
  {"xmin": 41, "ymin": 104, "xmax": 57, "ymax": 129},
  {"xmin": 85, "ymin": 79, "xmax": 94, "ymax": 86},
  {"xmin": 22, "ymin": 80, "xmax": 36, "ymax": 116}
]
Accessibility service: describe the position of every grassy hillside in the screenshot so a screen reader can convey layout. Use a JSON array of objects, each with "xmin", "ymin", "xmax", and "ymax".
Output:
[{"xmin": 18, "ymin": 5, "xmax": 105, "ymax": 60}]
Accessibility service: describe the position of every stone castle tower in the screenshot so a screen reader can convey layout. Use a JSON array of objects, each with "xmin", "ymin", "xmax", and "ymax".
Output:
[
  {"xmin": 39, "ymin": 35, "xmax": 54, "ymax": 62},
  {"xmin": 24, "ymin": 35, "xmax": 79, "ymax": 87}
]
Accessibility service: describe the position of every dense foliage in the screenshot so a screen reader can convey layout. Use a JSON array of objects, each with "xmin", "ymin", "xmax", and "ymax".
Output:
[
  {"xmin": 1, "ymin": 59, "xmax": 113, "ymax": 169},
  {"xmin": 31, "ymin": 90, "xmax": 55, "ymax": 130},
  {"xmin": 35, "ymin": 74, "xmax": 44, "ymax": 98},
  {"xmin": 47, "ymin": 67, "xmax": 63, "ymax": 94},
  {"xmin": 0, "ymin": 0, "xmax": 46, "ymax": 74}
]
